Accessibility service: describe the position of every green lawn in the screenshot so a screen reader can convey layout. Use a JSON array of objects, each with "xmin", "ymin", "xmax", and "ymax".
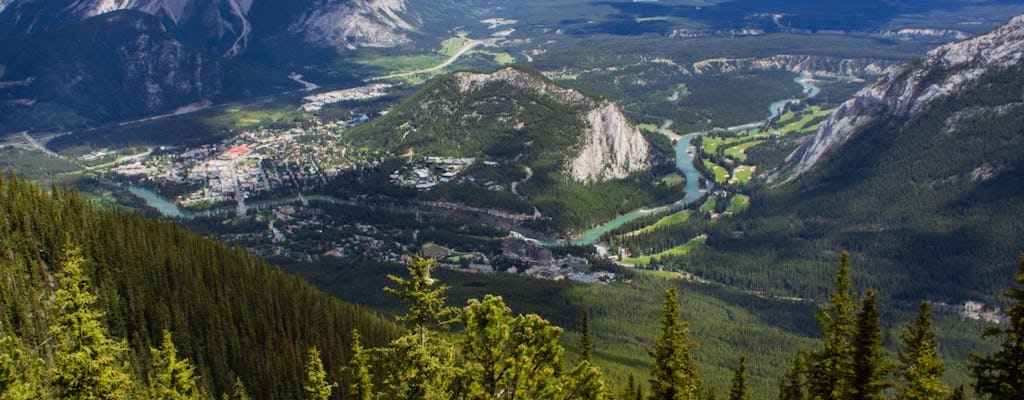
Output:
[
  {"xmin": 637, "ymin": 123, "xmax": 659, "ymax": 132},
  {"xmin": 700, "ymin": 196, "xmax": 719, "ymax": 214},
  {"xmin": 621, "ymin": 235, "xmax": 708, "ymax": 265},
  {"xmin": 660, "ymin": 173, "xmax": 685, "ymax": 187},
  {"xmin": 723, "ymin": 140, "xmax": 765, "ymax": 162},
  {"xmin": 729, "ymin": 165, "xmax": 756, "ymax": 184},
  {"xmin": 777, "ymin": 107, "xmax": 834, "ymax": 134},
  {"xmin": 703, "ymin": 159, "xmax": 729, "ymax": 184},
  {"xmin": 725, "ymin": 194, "xmax": 750, "ymax": 215},
  {"xmin": 618, "ymin": 210, "xmax": 692, "ymax": 238}
]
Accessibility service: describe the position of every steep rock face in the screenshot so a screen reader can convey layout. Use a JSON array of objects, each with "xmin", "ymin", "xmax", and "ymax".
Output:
[
  {"xmin": 287, "ymin": 0, "xmax": 414, "ymax": 50},
  {"xmin": 569, "ymin": 101, "xmax": 651, "ymax": 182},
  {"xmin": 0, "ymin": 11, "xmax": 287, "ymax": 124},
  {"xmin": 0, "ymin": 0, "xmax": 254, "ymax": 55},
  {"xmin": 0, "ymin": 0, "xmax": 418, "ymax": 55},
  {"xmin": 775, "ymin": 14, "xmax": 1024, "ymax": 181}
]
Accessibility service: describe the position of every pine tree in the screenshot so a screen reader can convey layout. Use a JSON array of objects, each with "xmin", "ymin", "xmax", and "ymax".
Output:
[
  {"xmin": 648, "ymin": 285, "xmax": 702, "ymax": 400},
  {"xmin": 0, "ymin": 328, "xmax": 43, "ymax": 400},
  {"xmin": 848, "ymin": 289, "xmax": 889, "ymax": 400},
  {"xmin": 304, "ymin": 347, "xmax": 337, "ymax": 400},
  {"xmin": 148, "ymin": 329, "xmax": 204, "ymax": 399},
  {"xmin": 560, "ymin": 311, "xmax": 608, "ymax": 400},
  {"xmin": 970, "ymin": 254, "xmax": 1024, "ymax": 399},
  {"xmin": 805, "ymin": 252, "xmax": 857, "ymax": 400},
  {"xmin": 459, "ymin": 294, "xmax": 564, "ymax": 399},
  {"xmin": 345, "ymin": 330, "xmax": 374, "ymax": 400},
  {"xmin": 48, "ymin": 244, "xmax": 137, "ymax": 399},
  {"xmin": 777, "ymin": 353, "xmax": 806, "ymax": 400},
  {"xmin": 382, "ymin": 256, "xmax": 456, "ymax": 399},
  {"xmin": 897, "ymin": 302, "xmax": 949, "ymax": 400},
  {"xmin": 728, "ymin": 356, "xmax": 750, "ymax": 400},
  {"xmin": 225, "ymin": 377, "xmax": 252, "ymax": 400},
  {"xmin": 581, "ymin": 311, "xmax": 593, "ymax": 362}
]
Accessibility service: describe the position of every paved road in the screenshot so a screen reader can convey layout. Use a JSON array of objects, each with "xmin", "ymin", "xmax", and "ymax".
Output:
[{"xmin": 370, "ymin": 39, "xmax": 486, "ymax": 81}]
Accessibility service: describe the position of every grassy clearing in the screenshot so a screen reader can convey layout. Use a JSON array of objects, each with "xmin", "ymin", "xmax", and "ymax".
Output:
[
  {"xmin": 703, "ymin": 159, "xmax": 729, "ymax": 184},
  {"xmin": 723, "ymin": 140, "xmax": 765, "ymax": 162},
  {"xmin": 619, "ymin": 210, "xmax": 692, "ymax": 238},
  {"xmin": 202, "ymin": 106, "xmax": 305, "ymax": 129},
  {"xmin": 701, "ymin": 136, "xmax": 726, "ymax": 154},
  {"xmin": 637, "ymin": 123, "xmax": 659, "ymax": 132},
  {"xmin": 725, "ymin": 194, "xmax": 750, "ymax": 214},
  {"xmin": 729, "ymin": 165, "xmax": 756, "ymax": 184},
  {"xmin": 354, "ymin": 54, "xmax": 446, "ymax": 75},
  {"xmin": 777, "ymin": 106, "xmax": 834, "ymax": 134},
  {"xmin": 621, "ymin": 235, "xmax": 708, "ymax": 265},
  {"xmin": 700, "ymin": 196, "xmax": 718, "ymax": 214},
  {"xmin": 660, "ymin": 173, "xmax": 685, "ymax": 187}
]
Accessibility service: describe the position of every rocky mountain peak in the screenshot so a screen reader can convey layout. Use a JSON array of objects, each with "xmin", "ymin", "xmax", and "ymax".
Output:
[{"xmin": 774, "ymin": 14, "xmax": 1024, "ymax": 182}]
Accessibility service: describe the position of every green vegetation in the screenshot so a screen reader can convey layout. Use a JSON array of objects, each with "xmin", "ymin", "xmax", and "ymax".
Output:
[
  {"xmin": 969, "ymin": 255, "xmax": 1024, "ymax": 399},
  {"xmin": 701, "ymin": 196, "xmax": 719, "ymax": 214},
  {"xmin": 0, "ymin": 173, "xmax": 399, "ymax": 398},
  {"xmin": 703, "ymin": 160, "xmax": 730, "ymax": 184},
  {"xmin": 724, "ymin": 140, "xmax": 764, "ymax": 162},
  {"xmin": 730, "ymin": 166, "xmax": 755, "ymax": 184},
  {"xmin": 684, "ymin": 66, "xmax": 1024, "ymax": 305},
  {"xmin": 724, "ymin": 194, "xmax": 750, "ymax": 215},
  {"xmin": 622, "ymin": 235, "xmax": 707, "ymax": 266}
]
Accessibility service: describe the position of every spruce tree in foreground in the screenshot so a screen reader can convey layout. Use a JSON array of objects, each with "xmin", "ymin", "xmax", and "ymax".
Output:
[
  {"xmin": 0, "ymin": 328, "xmax": 43, "ymax": 400},
  {"xmin": 727, "ymin": 356, "xmax": 749, "ymax": 400},
  {"xmin": 970, "ymin": 254, "xmax": 1024, "ymax": 399},
  {"xmin": 805, "ymin": 252, "xmax": 857, "ymax": 400},
  {"xmin": 49, "ymin": 244, "xmax": 137, "ymax": 399},
  {"xmin": 648, "ymin": 285, "xmax": 702, "ymax": 400},
  {"xmin": 897, "ymin": 302, "xmax": 948, "ymax": 400},
  {"xmin": 148, "ymin": 329, "xmax": 205, "ymax": 400},
  {"xmin": 345, "ymin": 330, "xmax": 374, "ymax": 400},
  {"xmin": 776, "ymin": 353, "xmax": 805, "ymax": 400},
  {"xmin": 848, "ymin": 289, "xmax": 889, "ymax": 400},
  {"xmin": 303, "ymin": 347, "xmax": 337, "ymax": 400},
  {"xmin": 382, "ymin": 255, "xmax": 457, "ymax": 399}
]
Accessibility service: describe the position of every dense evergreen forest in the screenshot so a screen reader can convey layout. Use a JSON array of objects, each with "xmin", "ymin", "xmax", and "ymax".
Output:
[{"xmin": 0, "ymin": 173, "xmax": 399, "ymax": 398}]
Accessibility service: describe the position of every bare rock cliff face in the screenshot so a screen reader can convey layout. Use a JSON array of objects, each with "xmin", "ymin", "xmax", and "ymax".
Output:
[
  {"xmin": 774, "ymin": 14, "xmax": 1024, "ymax": 182},
  {"xmin": 569, "ymin": 101, "xmax": 651, "ymax": 182},
  {"xmin": 288, "ymin": 0, "xmax": 414, "ymax": 50}
]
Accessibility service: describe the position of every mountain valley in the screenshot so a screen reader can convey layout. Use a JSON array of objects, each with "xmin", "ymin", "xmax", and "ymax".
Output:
[{"xmin": 3, "ymin": 0, "xmax": 1024, "ymax": 398}]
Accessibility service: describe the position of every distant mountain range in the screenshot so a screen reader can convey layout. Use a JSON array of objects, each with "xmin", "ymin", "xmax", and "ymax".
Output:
[{"xmin": 0, "ymin": 0, "xmax": 424, "ymax": 56}]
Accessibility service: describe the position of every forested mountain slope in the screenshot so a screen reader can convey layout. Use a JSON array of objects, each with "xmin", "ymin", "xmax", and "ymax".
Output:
[
  {"xmin": 0, "ymin": 173, "xmax": 399, "ymax": 398},
  {"xmin": 687, "ymin": 14, "xmax": 1024, "ymax": 306}
]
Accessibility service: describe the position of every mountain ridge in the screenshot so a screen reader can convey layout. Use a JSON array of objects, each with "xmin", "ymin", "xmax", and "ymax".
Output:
[{"xmin": 775, "ymin": 13, "xmax": 1024, "ymax": 181}]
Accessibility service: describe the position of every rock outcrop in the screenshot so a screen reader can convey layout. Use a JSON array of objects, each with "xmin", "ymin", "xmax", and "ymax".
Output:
[
  {"xmin": 690, "ymin": 54, "xmax": 894, "ymax": 77},
  {"xmin": 568, "ymin": 101, "xmax": 650, "ymax": 182},
  {"xmin": 774, "ymin": 14, "xmax": 1024, "ymax": 182}
]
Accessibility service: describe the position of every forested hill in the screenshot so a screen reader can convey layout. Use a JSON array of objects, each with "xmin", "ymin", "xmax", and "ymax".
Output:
[
  {"xmin": 688, "ymin": 15, "xmax": 1024, "ymax": 305},
  {"xmin": 0, "ymin": 173, "xmax": 399, "ymax": 398}
]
